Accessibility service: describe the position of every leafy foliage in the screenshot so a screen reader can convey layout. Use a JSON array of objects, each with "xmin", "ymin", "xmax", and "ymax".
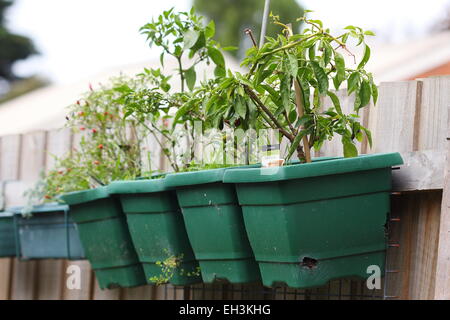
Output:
[
  {"xmin": 195, "ymin": 13, "xmax": 376, "ymax": 161},
  {"xmin": 125, "ymin": 8, "xmax": 230, "ymax": 171},
  {"xmin": 26, "ymin": 8, "xmax": 379, "ymax": 207},
  {"xmin": 26, "ymin": 76, "xmax": 152, "ymax": 203},
  {"xmin": 140, "ymin": 7, "xmax": 226, "ymax": 92}
]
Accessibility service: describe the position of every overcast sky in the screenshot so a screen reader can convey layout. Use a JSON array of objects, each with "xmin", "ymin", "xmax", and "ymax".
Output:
[{"xmin": 5, "ymin": 0, "xmax": 450, "ymax": 84}]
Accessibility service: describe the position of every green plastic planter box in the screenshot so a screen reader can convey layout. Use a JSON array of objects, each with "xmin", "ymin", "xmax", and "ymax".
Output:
[
  {"xmin": 108, "ymin": 178, "xmax": 201, "ymax": 286},
  {"xmin": 60, "ymin": 187, "xmax": 146, "ymax": 289},
  {"xmin": 0, "ymin": 211, "xmax": 16, "ymax": 257},
  {"xmin": 165, "ymin": 168, "xmax": 261, "ymax": 284},
  {"xmin": 223, "ymin": 153, "xmax": 403, "ymax": 288},
  {"xmin": 8, "ymin": 204, "xmax": 85, "ymax": 260}
]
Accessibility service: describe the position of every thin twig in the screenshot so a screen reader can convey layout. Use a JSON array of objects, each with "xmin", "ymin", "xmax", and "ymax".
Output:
[
  {"xmin": 243, "ymin": 85, "xmax": 295, "ymax": 142},
  {"xmin": 244, "ymin": 28, "xmax": 258, "ymax": 47}
]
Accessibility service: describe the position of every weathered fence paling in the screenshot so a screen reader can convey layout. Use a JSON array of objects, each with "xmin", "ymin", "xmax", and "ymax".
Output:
[{"xmin": 0, "ymin": 76, "xmax": 449, "ymax": 300}]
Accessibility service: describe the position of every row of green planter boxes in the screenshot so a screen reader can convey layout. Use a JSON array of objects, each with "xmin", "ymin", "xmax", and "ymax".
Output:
[
  {"xmin": 0, "ymin": 204, "xmax": 85, "ymax": 260},
  {"xmin": 0, "ymin": 153, "xmax": 403, "ymax": 289}
]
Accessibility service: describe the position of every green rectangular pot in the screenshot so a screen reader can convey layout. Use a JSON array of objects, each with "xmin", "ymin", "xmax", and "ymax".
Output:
[
  {"xmin": 0, "ymin": 211, "xmax": 16, "ymax": 257},
  {"xmin": 223, "ymin": 153, "xmax": 403, "ymax": 288},
  {"xmin": 60, "ymin": 187, "xmax": 146, "ymax": 289},
  {"xmin": 108, "ymin": 178, "xmax": 201, "ymax": 286},
  {"xmin": 8, "ymin": 204, "xmax": 85, "ymax": 260},
  {"xmin": 165, "ymin": 168, "xmax": 261, "ymax": 284}
]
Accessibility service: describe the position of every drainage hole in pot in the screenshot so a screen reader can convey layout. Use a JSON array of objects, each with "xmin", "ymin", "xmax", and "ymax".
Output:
[{"xmin": 301, "ymin": 257, "xmax": 318, "ymax": 269}]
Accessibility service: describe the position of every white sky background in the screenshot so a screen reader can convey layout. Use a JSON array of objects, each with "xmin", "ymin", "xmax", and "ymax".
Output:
[{"xmin": 5, "ymin": 0, "xmax": 450, "ymax": 84}]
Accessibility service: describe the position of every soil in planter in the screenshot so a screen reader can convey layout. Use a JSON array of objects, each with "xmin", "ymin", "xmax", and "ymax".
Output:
[
  {"xmin": 223, "ymin": 153, "xmax": 403, "ymax": 288},
  {"xmin": 0, "ymin": 212, "xmax": 16, "ymax": 257},
  {"xmin": 61, "ymin": 188, "xmax": 146, "ymax": 289},
  {"xmin": 165, "ymin": 169, "xmax": 261, "ymax": 284},
  {"xmin": 109, "ymin": 179, "xmax": 201, "ymax": 286}
]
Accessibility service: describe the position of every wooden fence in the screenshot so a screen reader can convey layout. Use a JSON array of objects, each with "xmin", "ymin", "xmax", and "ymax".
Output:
[{"xmin": 0, "ymin": 75, "xmax": 449, "ymax": 300}]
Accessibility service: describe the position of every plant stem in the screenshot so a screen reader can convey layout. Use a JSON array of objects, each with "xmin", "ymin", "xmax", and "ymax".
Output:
[
  {"xmin": 140, "ymin": 121, "xmax": 179, "ymax": 172},
  {"xmin": 294, "ymin": 79, "xmax": 311, "ymax": 163},
  {"xmin": 243, "ymin": 85, "xmax": 295, "ymax": 142},
  {"xmin": 176, "ymin": 56, "xmax": 185, "ymax": 93}
]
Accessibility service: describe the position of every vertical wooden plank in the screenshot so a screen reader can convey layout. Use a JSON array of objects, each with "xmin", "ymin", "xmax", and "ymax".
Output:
[
  {"xmin": 34, "ymin": 129, "xmax": 73, "ymax": 300},
  {"xmin": 0, "ymin": 258, "xmax": 12, "ymax": 300},
  {"xmin": 91, "ymin": 280, "xmax": 121, "ymax": 300},
  {"xmin": 434, "ymin": 124, "xmax": 450, "ymax": 299},
  {"xmin": 121, "ymin": 285, "xmax": 153, "ymax": 300},
  {"xmin": 10, "ymin": 131, "xmax": 47, "ymax": 300},
  {"xmin": 410, "ymin": 192, "xmax": 441, "ymax": 299},
  {"xmin": 45, "ymin": 128, "xmax": 72, "ymax": 171},
  {"xmin": 390, "ymin": 192, "xmax": 442, "ymax": 300},
  {"xmin": 418, "ymin": 77, "xmax": 450, "ymax": 151},
  {"xmin": 368, "ymin": 81, "xmax": 418, "ymax": 153},
  {"xmin": 0, "ymin": 134, "xmax": 22, "ymax": 180},
  {"xmin": 19, "ymin": 131, "xmax": 47, "ymax": 181},
  {"xmin": 0, "ymin": 134, "xmax": 21, "ymax": 299}
]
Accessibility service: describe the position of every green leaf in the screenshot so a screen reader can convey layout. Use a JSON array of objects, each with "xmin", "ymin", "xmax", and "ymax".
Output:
[
  {"xmin": 358, "ymin": 44, "xmax": 371, "ymax": 69},
  {"xmin": 205, "ymin": 20, "xmax": 215, "ymax": 39},
  {"xmin": 207, "ymin": 47, "xmax": 225, "ymax": 68},
  {"xmin": 279, "ymin": 75, "xmax": 291, "ymax": 113},
  {"xmin": 310, "ymin": 61, "xmax": 328, "ymax": 95},
  {"xmin": 362, "ymin": 126, "xmax": 373, "ymax": 148},
  {"xmin": 322, "ymin": 41, "xmax": 332, "ymax": 66},
  {"xmin": 327, "ymin": 91, "xmax": 343, "ymax": 115},
  {"xmin": 214, "ymin": 65, "xmax": 225, "ymax": 77},
  {"xmin": 342, "ymin": 137, "xmax": 358, "ymax": 158},
  {"xmin": 347, "ymin": 72, "xmax": 360, "ymax": 95},
  {"xmin": 160, "ymin": 52, "xmax": 165, "ymax": 67},
  {"xmin": 235, "ymin": 96, "xmax": 247, "ymax": 118},
  {"xmin": 354, "ymin": 88, "xmax": 361, "ymax": 110},
  {"xmin": 359, "ymin": 79, "xmax": 371, "ymax": 109},
  {"xmin": 308, "ymin": 44, "xmax": 315, "ymax": 61},
  {"xmin": 183, "ymin": 30, "xmax": 199, "ymax": 49},
  {"xmin": 286, "ymin": 53, "xmax": 298, "ymax": 77},
  {"xmin": 184, "ymin": 66, "xmax": 196, "ymax": 91},
  {"xmin": 334, "ymin": 52, "xmax": 345, "ymax": 85},
  {"xmin": 287, "ymin": 130, "xmax": 307, "ymax": 160},
  {"xmin": 173, "ymin": 103, "xmax": 190, "ymax": 124},
  {"xmin": 371, "ymin": 82, "xmax": 378, "ymax": 105}
]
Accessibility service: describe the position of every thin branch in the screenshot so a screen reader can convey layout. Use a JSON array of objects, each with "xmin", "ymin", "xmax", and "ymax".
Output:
[
  {"xmin": 244, "ymin": 28, "xmax": 258, "ymax": 47},
  {"xmin": 243, "ymin": 85, "xmax": 295, "ymax": 142}
]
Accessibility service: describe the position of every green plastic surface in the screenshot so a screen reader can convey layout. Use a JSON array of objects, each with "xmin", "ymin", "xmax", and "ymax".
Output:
[
  {"xmin": 108, "ymin": 179, "xmax": 201, "ymax": 286},
  {"xmin": 165, "ymin": 168, "xmax": 261, "ymax": 284},
  {"xmin": 60, "ymin": 188, "xmax": 146, "ymax": 289},
  {"xmin": 0, "ymin": 212, "xmax": 16, "ymax": 257},
  {"xmin": 9, "ymin": 204, "xmax": 85, "ymax": 260},
  {"xmin": 223, "ymin": 153, "xmax": 403, "ymax": 288}
]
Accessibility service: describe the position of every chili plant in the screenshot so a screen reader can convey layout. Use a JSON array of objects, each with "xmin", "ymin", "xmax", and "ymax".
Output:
[
  {"xmin": 199, "ymin": 12, "xmax": 376, "ymax": 162},
  {"xmin": 124, "ymin": 8, "xmax": 230, "ymax": 171},
  {"xmin": 24, "ymin": 76, "xmax": 152, "ymax": 204}
]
